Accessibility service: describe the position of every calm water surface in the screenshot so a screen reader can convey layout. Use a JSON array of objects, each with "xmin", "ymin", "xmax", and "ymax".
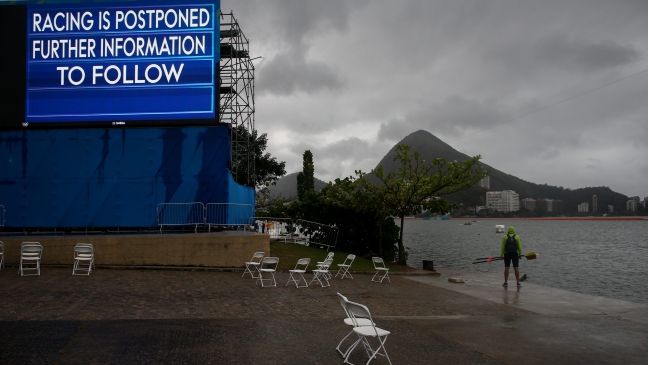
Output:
[{"xmin": 403, "ymin": 219, "xmax": 648, "ymax": 304}]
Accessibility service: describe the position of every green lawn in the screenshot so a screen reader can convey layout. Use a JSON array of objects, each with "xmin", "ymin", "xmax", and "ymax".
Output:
[{"xmin": 269, "ymin": 240, "xmax": 406, "ymax": 272}]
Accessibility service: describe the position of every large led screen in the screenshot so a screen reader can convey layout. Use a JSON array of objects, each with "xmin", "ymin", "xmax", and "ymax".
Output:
[{"xmin": 0, "ymin": 0, "xmax": 220, "ymax": 129}]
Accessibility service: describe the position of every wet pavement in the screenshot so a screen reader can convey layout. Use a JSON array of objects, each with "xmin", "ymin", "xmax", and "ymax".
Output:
[{"xmin": 0, "ymin": 266, "xmax": 646, "ymax": 364}]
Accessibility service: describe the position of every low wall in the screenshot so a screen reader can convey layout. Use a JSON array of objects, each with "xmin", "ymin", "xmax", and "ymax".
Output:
[{"xmin": 1, "ymin": 231, "xmax": 269, "ymax": 267}]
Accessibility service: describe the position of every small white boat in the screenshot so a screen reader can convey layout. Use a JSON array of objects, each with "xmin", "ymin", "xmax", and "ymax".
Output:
[{"xmin": 495, "ymin": 225, "xmax": 505, "ymax": 233}]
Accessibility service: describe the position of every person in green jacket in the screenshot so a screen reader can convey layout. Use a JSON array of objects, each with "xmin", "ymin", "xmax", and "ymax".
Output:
[{"xmin": 500, "ymin": 226, "xmax": 523, "ymax": 287}]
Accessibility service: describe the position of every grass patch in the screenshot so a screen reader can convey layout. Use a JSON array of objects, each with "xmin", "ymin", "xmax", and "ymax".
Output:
[{"xmin": 269, "ymin": 240, "xmax": 405, "ymax": 272}]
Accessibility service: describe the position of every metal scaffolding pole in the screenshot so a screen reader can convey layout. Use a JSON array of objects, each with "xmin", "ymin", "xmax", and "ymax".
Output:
[{"xmin": 219, "ymin": 12, "xmax": 256, "ymax": 187}]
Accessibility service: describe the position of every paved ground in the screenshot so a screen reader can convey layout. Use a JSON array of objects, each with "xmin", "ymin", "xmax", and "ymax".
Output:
[{"xmin": 0, "ymin": 266, "xmax": 646, "ymax": 364}]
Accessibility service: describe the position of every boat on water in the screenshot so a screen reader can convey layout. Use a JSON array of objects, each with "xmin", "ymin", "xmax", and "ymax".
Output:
[
  {"xmin": 495, "ymin": 224, "xmax": 505, "ymax": 233},
  {"xmin": 464, "ymin": 221, "xmax": 472, "ymax": 225}
]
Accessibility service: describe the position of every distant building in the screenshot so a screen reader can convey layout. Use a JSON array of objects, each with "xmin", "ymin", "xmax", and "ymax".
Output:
[
  {"xmin": 592, "ymin": 195, "xmax": 597, "ymax": 212},
  {"xmin": 608, "ymin": 205, "xmax": 614, "ymax": 213},
  {"xmin": 544, "ymin": 199, "xmax": 553, "ymax": 212},
  {"xmin": 478, "ymin": 176, "xmax": 490, "ymax": 189},
  {"xmin": 476, "ymin": 205, "xmax": 486, "ymax": 213},
  {"xmin": 578, "ymin": 202, "xmax": 589, "ymax": 213},
  {"xmin": 520, "ymin": 198, "xmax": 536, "ymax": 210},
  {"xmin": 627, "ymin": 200, "xmax": 638, "ymax": 212},
  {"xmin": 551, "ymin": 199, "xmax": 564, "ymax": 213},
  {"xmin": 486, "ymin": 190, "xmax": 520, "ymax": 212},
  {"xmin": 534, "ymin": 198, "xmax": 564, "ymax": 213}
]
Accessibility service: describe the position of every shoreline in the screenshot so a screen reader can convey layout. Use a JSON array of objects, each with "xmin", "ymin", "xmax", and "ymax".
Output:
[{"xmin": 402, "ymin": 216, "xmax": 647, "ymax": 221}]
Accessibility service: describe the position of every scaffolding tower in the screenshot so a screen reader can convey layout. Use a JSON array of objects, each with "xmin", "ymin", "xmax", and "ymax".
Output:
[{"xmin": 219, "ymin": 12, "xmax": 256, "ymax": 188}]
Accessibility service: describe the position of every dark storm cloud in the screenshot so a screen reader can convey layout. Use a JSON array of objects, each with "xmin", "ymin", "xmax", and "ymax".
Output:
[
  {"xmin": 486, "ymin": 32, "xmax": 642, "ymax": 75},
  {"xmin": 283, "ymin": 136, "xmax": 382, "ymax": 179},
  {"xmin": 228, "ymin": 0, "xmax": 647, "ymax": 196},
  {"xmin": 377, "ymin": 96, "xmax": 516, "ymax": 141},
  {"xmin": 233, "ymin": 0, "xmax": 354, "ymax": 96},
  {"xmin": 257, "ymin": 50, "xmax": 344, "ymax": 95}
]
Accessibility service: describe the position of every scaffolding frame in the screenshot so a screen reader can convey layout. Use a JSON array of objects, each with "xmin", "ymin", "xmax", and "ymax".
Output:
[{"xmin": 219, "ymin": 12, "xmax": 256, "ymax": 187}]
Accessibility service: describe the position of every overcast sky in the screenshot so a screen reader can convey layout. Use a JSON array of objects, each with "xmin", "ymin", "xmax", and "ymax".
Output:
[{"xmin": 228, "ymin": 0, "xmax": 647, "ymax": 198}]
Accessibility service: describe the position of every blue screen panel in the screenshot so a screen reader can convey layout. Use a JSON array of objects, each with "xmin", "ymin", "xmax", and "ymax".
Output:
[
  {"xmin": 0, "ymin": 126, "xmax": 253, "ymax": 228},
  {"xmin": 25, "ymin": 0, "xmax": 220, "ymax": 124}
]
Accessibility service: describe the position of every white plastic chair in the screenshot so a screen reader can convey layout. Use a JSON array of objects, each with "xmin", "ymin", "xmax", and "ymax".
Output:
[
  {"xmin": 286, "ymin": 258, "xmax": 310, "ymax": 288},
  {"xmin": 344, "ymin": 300, "xmax": 392, "ymax": 365},
  {"xmin": 336, "ymin": 293, "xmax": 375, "ymax": 358},
  {"xmin": 317, "ymin": 252, "xmax": 334, "ymax": 265},
  {"xmin": 72, "ymin": 244, "xmax": 94, "ymax": 275},
  {"xmin": 243, "ymin": 251, "xmax": 265, "ymax": 278},
  {"xmin": 20, "ymin": 242, "xmax": 43, "ymax": 276},
  {"xmin": 335, "ymin": 254, "xmax": 356, "ymax": 280},
  {"xmin": 75, "ymin": 243, "xmax": 95, "ymax": 270},
  {"xmin": 256, "ymin": 257, "xmax": 279, "ymax": 287},
  {"xmin": 317, "ymin": 252, "xmax": 335, "ymax": 280},
  {"xmin": 371, "ymin": 257, "xmax": 390, "ymax": 283},
  {"xmin": 310, "ymin": 258, "xmax": 333, "ymax": 287},
  {"xmin": 0, "ymin": 241, "xmax": 4, "ymax": 270}
]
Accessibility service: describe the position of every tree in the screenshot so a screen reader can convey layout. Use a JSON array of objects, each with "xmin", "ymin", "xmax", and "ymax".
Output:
[
  {"xmin": 230, "ymin": 125, "xmax": 286, "ymax": 189},
  {"xmin": 323, "ymin": 176, "xmax": 397, "ymax": 259},
  {"xmin": 357, "ymin": 144, "xmax": 488, "ymax": 265},
  {"xmin": 296, "ymin": 150, "xmax": 315, "ymax": 201}
]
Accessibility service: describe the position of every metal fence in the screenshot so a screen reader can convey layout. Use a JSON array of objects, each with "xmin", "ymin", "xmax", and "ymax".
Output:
[
  {"xmin": 293, "ymin": 219, "xmax": 339, "ymax": 250},
  {"xmin": 157, "ymin": 202, "xmax": 205, "ymax": 232},
  {"xmin": 206, "ymin": 203, "xmax": 254, "ymax": 231},
  {"xmin": 245, "ymin": 217, "xmax": 295, "ymax": 241},
  {"xmin": 156, "ymin": 203, "xmax": 253, "ymax": 232},
  {"xmin": 244, "ymin": 217, "xmax": 339, "ymax": 250}
]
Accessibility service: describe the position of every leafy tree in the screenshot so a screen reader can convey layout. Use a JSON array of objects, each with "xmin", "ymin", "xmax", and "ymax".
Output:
[
  {"xmin": 323, "ymin": 176, "xmax": 398, "ymax": 259},
  {"xmin": 296, "ymin": 150, "xmax": 315, "ymax": 201},
  {"xmin": 265, "ymin": 156, "xmax": 399, "ymax": 261},
  {"xmin": 357, "ymin": 144, "xmax": 487, "ymax": 265},
  {"xmin": 230, "ymin": 125, "xmax": 286, "ymax": 189}
]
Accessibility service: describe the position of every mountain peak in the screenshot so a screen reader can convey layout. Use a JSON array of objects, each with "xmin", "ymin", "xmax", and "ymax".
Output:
[{"xmin": 375, "ymin": 130, "xmax": 469, "ymax": 171}]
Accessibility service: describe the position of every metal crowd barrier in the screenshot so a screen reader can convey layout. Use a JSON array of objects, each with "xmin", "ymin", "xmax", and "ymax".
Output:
[
  {"xmin": 245, "ymin": 217, "xmax": 295, "ymax": 241},
  {"xmin": 156, "ymin": 203, "xmax": 254, "ymax": 232},
  {"xmin": 157, "ymin": 202, "xmax": 205, "ymax": 232},
  {"xmin": 293, "ymin": 219, "xmax": 339, "ymax": 250},
  {"xmin": 205, "ymin": 203, "xmax": 254, "ymax": 231},
  {"xmin": 243, "ymin": 217, "xmax": 339, "ymax": 250}
]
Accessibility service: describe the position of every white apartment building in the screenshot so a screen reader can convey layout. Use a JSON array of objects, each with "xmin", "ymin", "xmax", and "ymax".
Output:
[
  {"xmin": 627, "ymin": 200, "xmax": 638, "ymax": 212},
  {"xmin": 486, "ymin": 190, "xmax": 520, "ymax": 213},
  {"xmin": 478, "ymin": 176, "xmax": 490, "ymax": 189},
  {"xmin": 578, "ymin": 202, "xmax": 589, "ymax": 212}
]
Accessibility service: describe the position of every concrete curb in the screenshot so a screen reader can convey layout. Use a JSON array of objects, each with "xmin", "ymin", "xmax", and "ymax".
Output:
[{"xmin": 4, "ymin": 264, "xmax": 440, "ymax": 276}]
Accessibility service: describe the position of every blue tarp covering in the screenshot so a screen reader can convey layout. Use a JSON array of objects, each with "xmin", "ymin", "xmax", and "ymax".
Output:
[{"xmin": 0, "ymin": 126, "xmax": 254, "ymax": 228}]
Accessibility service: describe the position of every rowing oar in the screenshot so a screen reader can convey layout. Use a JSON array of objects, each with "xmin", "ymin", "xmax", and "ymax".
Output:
[{"xmin": 472, "ymin": 252, "xmax": 539, "ymax": 264}]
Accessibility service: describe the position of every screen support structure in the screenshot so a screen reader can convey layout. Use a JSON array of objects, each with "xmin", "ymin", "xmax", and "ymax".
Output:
[{"xmin": 219, "ymin": 12, "xmax": 256, "ymax": 189}]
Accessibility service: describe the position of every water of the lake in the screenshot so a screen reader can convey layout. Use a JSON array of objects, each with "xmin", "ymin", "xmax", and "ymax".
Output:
[{"xmin": 402, "ymin": 219, "xmax": 648, "ymax": 304}]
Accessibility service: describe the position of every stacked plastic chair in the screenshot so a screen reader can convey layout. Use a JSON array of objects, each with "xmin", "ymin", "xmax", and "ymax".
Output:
[
  {"xmin": 20, "ymin": 242, "xmax": 43, "ymax": 276},
  {"xmin": 72, "ymin": 243, "xmax": 94, "ymax": 275}
]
